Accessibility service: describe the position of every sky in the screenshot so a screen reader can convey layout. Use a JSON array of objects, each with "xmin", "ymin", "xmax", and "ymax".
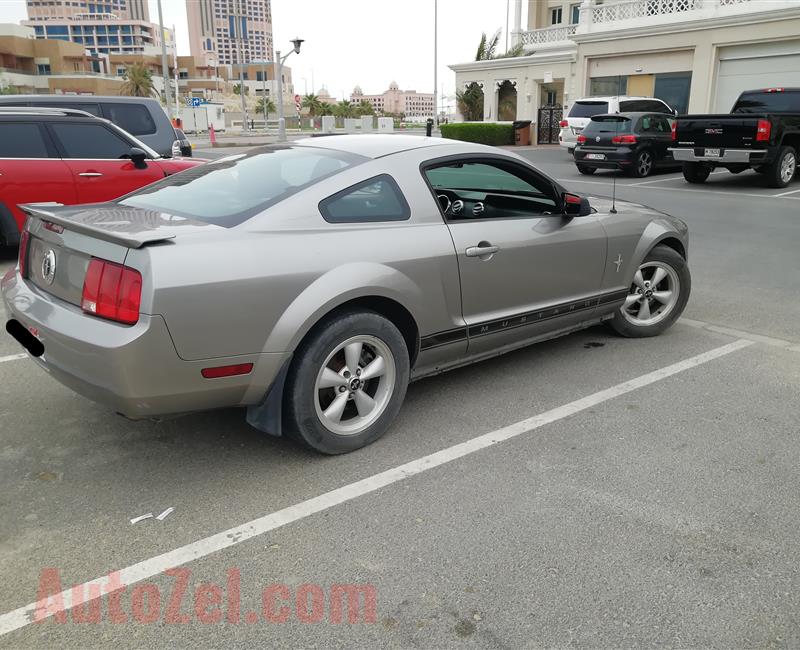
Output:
[{"xmin": 0, "ymin": 0, "xmax": 525, "ymax": 108}]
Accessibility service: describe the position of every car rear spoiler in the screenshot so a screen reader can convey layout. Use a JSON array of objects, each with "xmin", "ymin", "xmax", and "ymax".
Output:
[{"xmin": 19, "ymin": 203, "xmax": 177, "ymax": 249}]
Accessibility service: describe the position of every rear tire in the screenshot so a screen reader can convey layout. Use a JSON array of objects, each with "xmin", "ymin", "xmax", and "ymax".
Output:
[
  {"xmin": 765, "ymin": 146, "xmax": 796, "ymax": 188},
  {"xmin": 576, "ymin": 165, "xmax": 596, "ymax": 175},
  {"xmin": 631, "ymin": 149, "xmax": 654, "ymax": 178},
  {"xmin": 682, "ymin": 162, "xmax": 711, "ymax": 184},
  {"xmin": 609, "ymin": 245, "xmax": 690, "ymax": 338},
  {"xmin": 283, "ymin": 309, "xmax": 409, "ymax": 455}
]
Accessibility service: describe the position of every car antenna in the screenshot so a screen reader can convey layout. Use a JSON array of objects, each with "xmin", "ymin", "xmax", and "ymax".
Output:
[{"xmin": 609, "ymin": 76, "xmax": 621, "ymax": 214}]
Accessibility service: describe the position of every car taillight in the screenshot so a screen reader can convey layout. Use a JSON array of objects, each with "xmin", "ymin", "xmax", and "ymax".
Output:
[
  {"xmin": 577, "ymin": 134, "xmax": 587, "ymax": 144},
  {"xmin": 755, "ymin": 119, "xmax": 771, "ymax": 142},
  {"xmin": 81, "ymin": 258, "xmax": 142, "ymax": 325},
  {"xmin": 671, "ymin": 121, "xmax": 677, "ymax": 141},
  {"xmin": 559, "ymin": 120, "xmax": 569, "ymax": 128},
  {"xmin": 612, "ymin": 134, "xmax": 637, "ymax": 144},
  {"xmin": 18, "ymin": 229, "xmax": 30, "ymax": 278}
]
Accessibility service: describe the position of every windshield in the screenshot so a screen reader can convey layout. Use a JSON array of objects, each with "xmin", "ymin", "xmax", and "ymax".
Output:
[
  {"xmin": 119, "ymin": 145, "xmax": 366, "ymax": 227},
  {"xmin": 569, "ymin": 101, "xmax": 610, "ymax": 118},
  {"xmin": 583, "ymin": 117, "xmax": 633, "ymax": 135},
  {"xmin": 732, "ymin": 90, "xmax": 800, "ymax": 113}
]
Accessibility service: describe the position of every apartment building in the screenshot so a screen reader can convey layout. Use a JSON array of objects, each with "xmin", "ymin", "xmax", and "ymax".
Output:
[
  {"xmin": 187, "ymin": 0, "xmax": 273, "ymax": 67},
  {"xmin": 22, "ymin": 0, "xmax": 174, "ymax": 57},
  {"xmin": 449, "ymin": 0, "xmax": 800, "ymax": 139},
  {"xmin": 351, "ymin": 82, "xmax": 435, "ymax": 116}
]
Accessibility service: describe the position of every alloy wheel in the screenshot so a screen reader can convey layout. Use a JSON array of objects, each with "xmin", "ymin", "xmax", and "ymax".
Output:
[
  {"xmin": 780, "ymin": 151, "xmax": 796, "ymax": 184},
  {"xmin": 622, "ymin": 261, "xmax": 680, "ymax": 326},
  {"xmin": 637, "ymin": 151, "xmax": 652, "ymax": 177},
  {"xmin": 313, "ymin": 335, "xmax": 396, "ymax": 436}
]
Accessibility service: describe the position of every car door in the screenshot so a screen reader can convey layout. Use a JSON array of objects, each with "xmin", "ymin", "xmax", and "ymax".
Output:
[
  {"xmin": 45, "ymin": 120, "xmax": 164, "ymax": 204},
  {"xmin": 0, "ymin": 121, "xmax": 76, "ymax": 239},
  {"xmin": 652, "ymin": 115, "xmax": 676, "ymax": 166},
  {"xmin": 424, "ymin": 157, "xmax": 608, "ymax": 355}
]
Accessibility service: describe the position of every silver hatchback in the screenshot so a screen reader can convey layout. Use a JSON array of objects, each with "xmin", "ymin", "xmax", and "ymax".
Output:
[{"xmin": 3, "ymin": 135, "xmax": 690, "ymax": 454}]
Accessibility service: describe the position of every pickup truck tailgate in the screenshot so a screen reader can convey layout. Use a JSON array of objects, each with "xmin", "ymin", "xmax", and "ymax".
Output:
[{"xmin": 675, "ymin": 114, "xmax": 762, "ymax": 149}]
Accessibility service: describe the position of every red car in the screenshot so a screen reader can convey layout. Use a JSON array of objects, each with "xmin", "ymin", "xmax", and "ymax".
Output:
[{"xmin": 0, "ymin": 107, "xmax": 204, "ymax": 247}]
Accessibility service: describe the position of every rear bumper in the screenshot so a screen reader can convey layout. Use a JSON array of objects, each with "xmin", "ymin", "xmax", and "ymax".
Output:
[
  {"xmin": 669, "ymin": 147, "xmax": 769, "ymax": 164},
  {"xmin": 574, "ymin": 146, "xmax": 634, "ymax": 168},
  {"xmin": 2, "ymin": 269, "xmax": 288, "ymax": 418},
  {"xmin": 560, "ymin": 129, "xmax": 577, "ymax": 148}
]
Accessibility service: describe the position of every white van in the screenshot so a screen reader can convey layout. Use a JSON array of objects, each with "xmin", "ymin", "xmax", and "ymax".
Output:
[{"xmin": 559, "ymin": 96, "xmax": 675, "ymax": 152}]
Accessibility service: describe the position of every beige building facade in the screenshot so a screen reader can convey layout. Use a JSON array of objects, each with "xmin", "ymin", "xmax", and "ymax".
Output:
[
  {"xmin": 449, "ymin": 0, "xmax": 800, "ymax": 139},
  {"xmin": 187, "ymin": 0, "xmax": 273, "ymax": 67},
  {"xmin": 351, "ymin": 82, "xmax": 435, "ymax": 117}
]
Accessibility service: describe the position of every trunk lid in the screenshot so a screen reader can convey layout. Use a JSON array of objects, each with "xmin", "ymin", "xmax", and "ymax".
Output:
[
  {"xmin": 20, "ymin": 203, "xmax": 222, "ymax": 307},
  {"xmin": 675, "ymin": 114, "xmax": 765, "ymax": 149}
]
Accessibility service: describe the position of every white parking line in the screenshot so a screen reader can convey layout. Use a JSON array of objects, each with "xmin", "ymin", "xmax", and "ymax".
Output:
[
  {"xmin": 0, "ymin": 353, "xmax": 27, "ymax": 364},
  {"xmin": 773, "ymin": 188, "xmax": 800, "ymax": 197},
  {"xmin": 559, "ymin": 178, "xmax": 800, "ymax": 201},
  {"xmin": 0, "ymin": 338, "xmax": 753, "ymax": 637},
  {"xmin": 628, "ymin": 170, "xmax": 727, "ymax": 186},
  {"xmin": 679, "ymin": 318, "xmax": 800, "ymax": 352}
]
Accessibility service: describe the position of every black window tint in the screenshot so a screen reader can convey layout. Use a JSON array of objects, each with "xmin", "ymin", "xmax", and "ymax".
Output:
[
  {"xmin": 320, "ymin": 175, "xmax": 410, "ymax": 223},
  {"xmin": 50, "ymin": 123, "xmax": 132, "ymax": 159},
  {"xmin": 0, "ymin": 123, "xmax": 51, "ymax": 158},
  {"xmin": 568, "ymin": 101, "xmax": 609, "ymax": 118},
  {"xmin": 101, "ymin": 103, "xmax": 157, "ymax": 135},
  {"xmin": 583, "ymin": 117, "xmax": 632, "ymax": 135},
  {"xmin": 733, "ymin": 91, "xmax": 800, "ymax": 113},
  {"xmin": 641, "ymin": 100, "xmax": 671, "ymax": 113},
  {"xmin": 619, "ymin": 100, "xmax": 643, "ymax": 112}
]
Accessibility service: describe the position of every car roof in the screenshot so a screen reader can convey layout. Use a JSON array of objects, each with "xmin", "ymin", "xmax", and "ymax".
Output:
[
  {"xmin": 573, "ymin": 96, "xmax": 668, "ymax": 102},
  {"xmin": 0, "ymin": 106, "xmax": 98, "ymax": 120},
  {"xmin": 591, "ymin": 112, "xmax": 671, "ymax": 119},
  {"xmin": 292, "ymin": 134, "xmax": 455, "ymax": 159},
  {"xmin": 0, "ymin": 94, "xmax": 161, "ymax": 105}
]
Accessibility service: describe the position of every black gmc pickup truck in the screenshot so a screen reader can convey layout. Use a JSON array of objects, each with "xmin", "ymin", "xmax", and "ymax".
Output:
[{"xmin": 670, "ymin": 88, "xmax": 800, "ymax": 188}]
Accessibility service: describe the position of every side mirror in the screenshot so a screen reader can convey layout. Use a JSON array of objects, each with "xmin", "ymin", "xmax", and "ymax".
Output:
[
  {"xmin": 129, "ymin": 147, "xmax": 148, "ymax": 169},
  {"xmin": 563, "ymin": 192, "xmax": 592, "ymax": 217}
]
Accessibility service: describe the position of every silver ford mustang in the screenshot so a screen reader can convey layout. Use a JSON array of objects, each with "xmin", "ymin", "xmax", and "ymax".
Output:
[{"xmin": 2, "ymin": 135, "xmax": 690, "ymax": 454}]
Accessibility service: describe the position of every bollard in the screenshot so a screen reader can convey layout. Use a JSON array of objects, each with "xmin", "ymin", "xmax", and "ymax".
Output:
[{"xmin": 426, "ymin": 118, "xmax": 434, "ymax": 137}]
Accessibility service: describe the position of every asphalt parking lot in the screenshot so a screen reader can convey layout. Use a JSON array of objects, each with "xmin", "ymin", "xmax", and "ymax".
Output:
[{"xmin": 0, "ymin": 145, "xmax": 798, "ymax": 648}]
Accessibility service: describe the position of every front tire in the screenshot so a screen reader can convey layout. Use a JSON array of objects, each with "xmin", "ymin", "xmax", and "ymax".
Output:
[
  {"xmin": 609, "ymin": 245, "xmax": 690, "ymax": 338},
  {"xmin": 576, "ymin": 165, "xmax": 596, "ymax": 175},
  {"xmin": 682, "ymin": 162, "xmax": 711, "ymax": 184},
  {"xmin": 283, "ymin": 310, "xmax": 410, "ymax": 454},
  {"xmin": 765, "ymin": 146, "xmax": 796, "ymax": 188}
]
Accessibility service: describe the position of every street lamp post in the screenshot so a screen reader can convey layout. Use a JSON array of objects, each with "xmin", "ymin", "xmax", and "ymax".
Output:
[
  {"xmin": 276, "ymin": 38, "xmax": 304, "ymax": 142},
  {"xmin": 433, "ymin": 0, "xmax": 438, "ymax": 124},
  {"xmin": 156, "ymin": 0, "xmax": 171, "ymax": 116}
]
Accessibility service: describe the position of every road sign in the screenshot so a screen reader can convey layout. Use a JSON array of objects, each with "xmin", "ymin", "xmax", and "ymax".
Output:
[{"xmin": 186, "ymin": 97, "xmax": 203, "ymax": 107}]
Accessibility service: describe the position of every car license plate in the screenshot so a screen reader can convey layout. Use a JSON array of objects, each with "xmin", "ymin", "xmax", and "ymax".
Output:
[
  {"xmin": 705, "ymin": 148, "xmax": 721, "ymax": 158},
  {"xmin": 586, "ymin": 153, "xmax": 605, "ymax": 160}
]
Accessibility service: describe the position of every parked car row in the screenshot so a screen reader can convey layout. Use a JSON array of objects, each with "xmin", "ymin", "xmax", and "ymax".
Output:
[
  {"xmin": 568, "ymin": 87, "xmax": 799, "ymax": 188},
  {"xmin": 0, "ymin": 107, "xmax": 203, "ymax": 247}
]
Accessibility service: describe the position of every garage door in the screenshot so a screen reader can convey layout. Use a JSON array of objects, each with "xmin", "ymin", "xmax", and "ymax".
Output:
[{"xmin": 715, "ymin": 41, "xmax": 800, "ymax": 112}]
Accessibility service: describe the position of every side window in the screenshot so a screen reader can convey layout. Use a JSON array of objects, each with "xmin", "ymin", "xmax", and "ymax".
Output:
[
  {"xmin": 425, "ymin": 161, "xmax": 558, "ymax": 219},
  {"xmin": 652, "ymin": 116, "xmax": 671, "ymax": 133},
  {"xmin": 319, "ymin": 175, "xmax": 410, "ymax": 223},
  {"xmin": 619, "ymin": 100, "xmax": 644, "ymax": 112},
  {"xmin": 0, "ymin": 123, "xmax": 52, "ymax": 158},
  {"xmin": 640, "ymin": 116, "xmax": 652, "ymax": 132},
  {"xmin": 49, "ymin": 122, "xmax": 133, "ymax": 159},
  {"xmin": 643, "ymin": 100, "xmax": 671, "ymax": 113},
  {"xmin": 100, "ymin": 103, "xmax": 157, "ymax": 136}
]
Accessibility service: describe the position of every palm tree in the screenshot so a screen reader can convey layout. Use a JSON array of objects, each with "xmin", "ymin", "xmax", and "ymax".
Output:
[
  {"xmin": 301, "ymin": 93, "xmax": 324, "ymax": 117},
  {"xmin": 475, "ymin": 30, "xmax": 501, "ymax": 61},
  {"xmin": 356, "ymin": 100, "xmax": 375, "ymax": 116},
  {"xmin": 119, "ymin": 63, "xmax": 156, "ymax": 98},
  {"xmin": 456, "ymin": 82, "xmax": 484, "ymax": 121},
  {"xmin": 233, "ymin": 83, "xmax": 248, "ymax": 96},
  {"xmin": 333, "ymin": 100, "xmax": 355, "ymax": 118},
  {"xmin": 256, "ymin": 97, "xmax": 275, "ymax": 115}
]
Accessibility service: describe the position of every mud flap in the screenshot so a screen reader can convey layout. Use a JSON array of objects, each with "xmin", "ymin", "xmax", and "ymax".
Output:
[{"xmin": 245, "ymin": 356, "xmax": 292, "ymax": 437}]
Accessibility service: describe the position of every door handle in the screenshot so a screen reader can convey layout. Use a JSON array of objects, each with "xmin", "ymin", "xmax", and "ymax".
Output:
[
  {"xmin": 78, "ymin": 172, "xmax": 103, "ymax": 177},
  {"xmin": 465, "ymin": 243, "xmax": 499, "ymax": 258}
]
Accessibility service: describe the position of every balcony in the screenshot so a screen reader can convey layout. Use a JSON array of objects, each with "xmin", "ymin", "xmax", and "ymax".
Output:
[{"xmin": 517, "ymin": 0, "xmax": 796, "ymax": 44}]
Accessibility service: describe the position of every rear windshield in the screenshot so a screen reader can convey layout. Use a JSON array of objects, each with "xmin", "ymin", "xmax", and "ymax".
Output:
[
  {"xmin": 101, "ymin": 102, "xmax": 157, "ymax": 135},
  {"xmin": 732, "ymin": 91, "xmax": 800, "ymax": 114},
  {"xmin": 568, "ymin": 101, "xmax": 609, "ymax": 118},
  {"xmin": 583, "ymin": 116, "xmax": 633, "ymax": 135},
  {"xmin": 119, "ymin": 145, "xmax": 366, "ymax": 227}
]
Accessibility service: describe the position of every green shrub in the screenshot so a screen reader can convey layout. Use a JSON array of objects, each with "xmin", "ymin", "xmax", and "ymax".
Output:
[{"xmin": 440, "ymin": 122, "xmax": 514, "ymax": 146}]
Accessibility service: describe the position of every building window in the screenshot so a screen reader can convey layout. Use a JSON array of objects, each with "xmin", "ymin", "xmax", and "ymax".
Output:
[
  {"xmin": 570, "ymin": 3, "xmax": 581, "ymax": 23},
  {"xmin": 37, "ymin": 63, "xmax": 51, "ymax": 74},
  {"xmin": 551, "ymin": 7, "xmax": 562, "ymax": 24}
]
